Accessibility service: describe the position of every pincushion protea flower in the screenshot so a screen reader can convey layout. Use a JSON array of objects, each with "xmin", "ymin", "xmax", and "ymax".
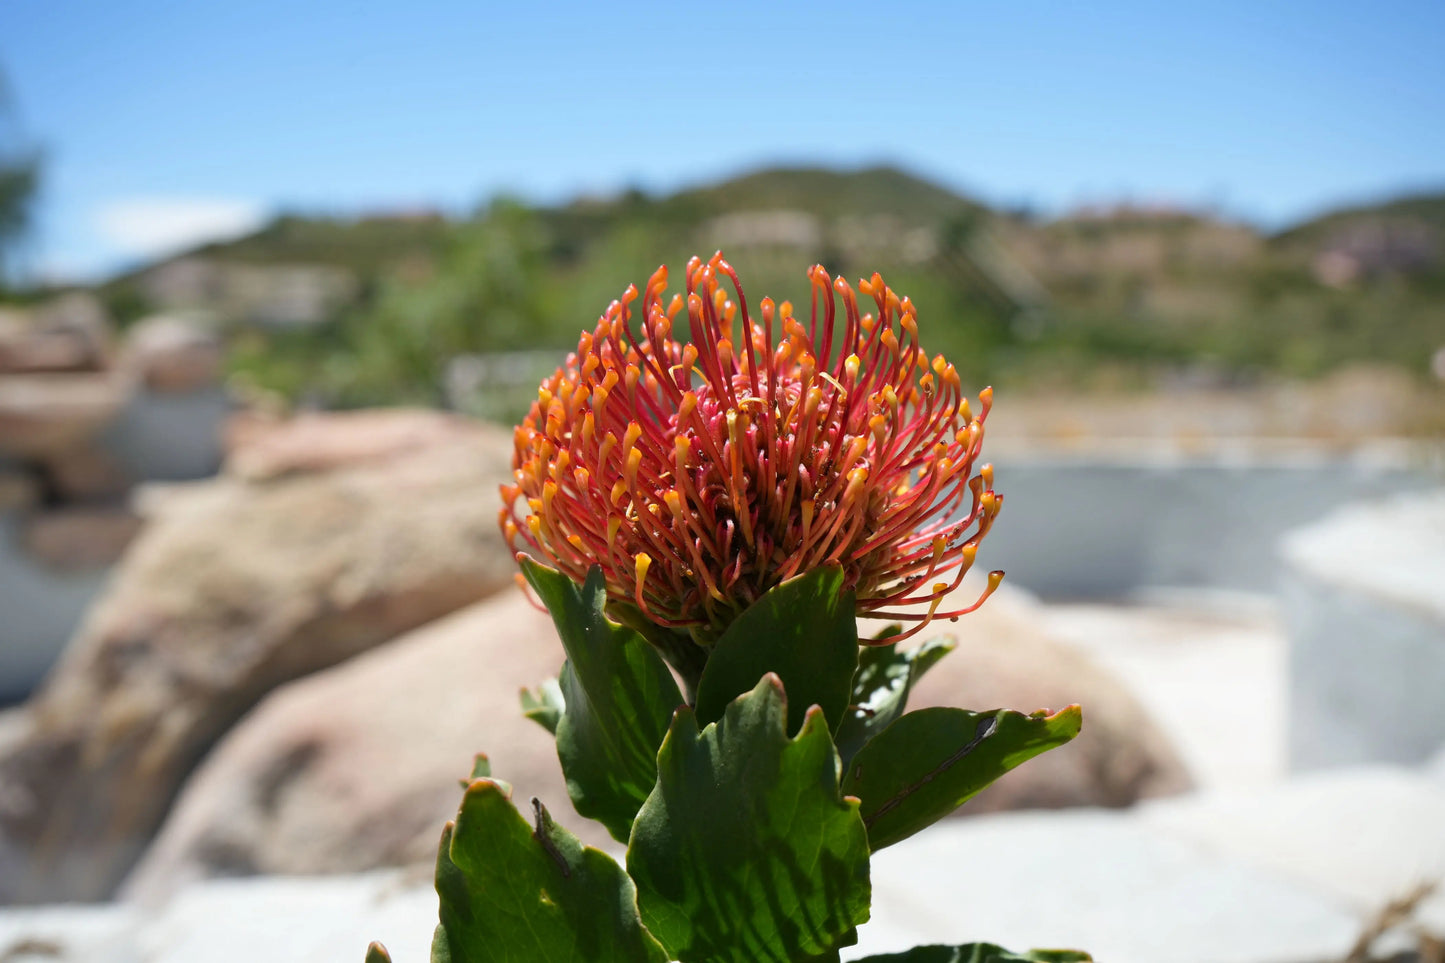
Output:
[{"xmin": 500, "ymin": 252, "xmax": 1003, "ymax": 646}]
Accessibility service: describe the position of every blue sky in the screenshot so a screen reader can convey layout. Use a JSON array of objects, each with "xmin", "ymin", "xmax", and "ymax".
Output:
[{"xmin": 3, "ymin": 0, "xmax": 1443, "ymax": 281}]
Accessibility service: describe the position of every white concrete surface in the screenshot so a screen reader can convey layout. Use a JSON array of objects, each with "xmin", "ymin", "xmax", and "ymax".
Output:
[
  {"xmin": 858, "ymin": 809, "xmax": 1359, "ymax": 963},
  {"xmin": 1035, "ymin": 594, "xmax": 1286, "ymax": 789},
  {"xmin": 1141, "ymin": 767, "xmax": 1445, "ymax": 932}
]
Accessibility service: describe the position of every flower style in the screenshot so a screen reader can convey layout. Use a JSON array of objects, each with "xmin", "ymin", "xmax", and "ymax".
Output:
[{"xmin": 500, "ymin": 253, "xmax": 1003, "ymax": 645}]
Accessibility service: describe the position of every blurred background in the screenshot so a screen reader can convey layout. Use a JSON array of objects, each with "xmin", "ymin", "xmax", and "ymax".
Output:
[{"xmin": 1, "ymin": 2, "xmax": 1443, "ymax": 961}]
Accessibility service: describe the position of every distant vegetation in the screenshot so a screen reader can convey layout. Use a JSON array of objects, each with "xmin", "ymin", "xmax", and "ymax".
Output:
[
  {"xmin": 0, "ymin": 72, "xmax": 41, "ymax": 290},
  {"xmin": 87, "ymin": 165, "xmax": 1445, "ymax": 412}
]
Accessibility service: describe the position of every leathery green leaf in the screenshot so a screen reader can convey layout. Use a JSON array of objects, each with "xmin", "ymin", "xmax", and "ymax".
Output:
[
  {"xmin": 694, "ymin": 565, "xmax": 858, "ymax": 736},
  {"xmin": 429, "ymin": 779, "xmax": 667, "ymax": 963},
  {"xmin": 519, "ymin": 678, "xmax": 564, "ymax": 735},
  {"xmin": 852, "ymin": 943, "xmax": 1092, "ymax": 962},
  {"xmin": 520, "ymin": 557, "xmax": 683, "ymax": 842},
  {"xmin": 627, "ymin": 674, "xmax": 871, "ymax": 963},
  {"xmin": 843, "ymin": 705, "xmax": 1082, "ymax": 851},
  {"xmin": 835, "ymin": 635, "xmax": 955, "ymax": 767}
]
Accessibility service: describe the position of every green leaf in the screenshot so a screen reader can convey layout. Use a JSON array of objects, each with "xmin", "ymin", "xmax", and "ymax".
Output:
[
  {"xmin": 851, "ymin": 944, "xmax": 1092, "ymax": 962},
  {"xmin": 457, "ymin": 753, "xmax": 506, "ymax": 791},
  {"xmin": 842, "ymin": 705, "xmax": 1082, "ymax": 851},
  {"xmin": 431, "ymin": 779, "xmax": 668, "ymax": 963},
  {"xmin": 610, "ymin": 603, "xmax": 711, "ymax": 701},
  {"xmin": 364, "ymin": 942, "xmax": 393, "ymax": 963},
  {"xmin": 627, "ymin": 674, "xmax": 872, "ymax": 963},
  {"xmin": 521, "ymin": 558, "xmax": 684, "ymax": 842},
  {"xmin": 694, "ymin": 565, "xmax": 858, "ymax": 736},
  {"xmin": 520, "ymin": 678, "xmax": 564, "ymax": 735},
  {"xmin": 835, "ymin": 636, "xmax": 955, "ymax": 767}
]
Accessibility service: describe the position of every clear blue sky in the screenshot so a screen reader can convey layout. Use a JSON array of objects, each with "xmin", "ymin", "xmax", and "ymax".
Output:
[{"xmin": 3, "ymin": 0, "xmax": 1443, "ymax": 281}]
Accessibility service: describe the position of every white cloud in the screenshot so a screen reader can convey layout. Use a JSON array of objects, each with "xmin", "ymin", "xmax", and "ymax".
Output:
[{"xmin": 94, "ymin": 197, "xmax": 268, "ymax": 261}]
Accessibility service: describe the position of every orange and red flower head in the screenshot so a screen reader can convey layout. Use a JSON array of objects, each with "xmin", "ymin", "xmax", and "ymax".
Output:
[{"xmin": 500, "ymin": 253, "xmax": 1003, "ymax": 645}]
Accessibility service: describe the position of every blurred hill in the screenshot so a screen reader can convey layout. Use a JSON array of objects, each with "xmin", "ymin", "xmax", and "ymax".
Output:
[{"xmin": 71, "ymin": 165, "xmax": 1445, "ymax": 416}]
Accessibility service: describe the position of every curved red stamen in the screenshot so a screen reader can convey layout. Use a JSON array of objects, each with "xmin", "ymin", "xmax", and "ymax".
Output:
[{"xmin": 501, "ymin": 255, "xmax": 1001, "ymax": 640}]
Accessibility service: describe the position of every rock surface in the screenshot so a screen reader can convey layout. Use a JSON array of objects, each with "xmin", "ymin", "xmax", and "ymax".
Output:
[
  {"xmin": 223, "ymin": 408, "xmax": 487, "ymax": 481},
  {"xmin": 886, "ymin": 585, "xmax": 1193, "ymax": 813},
  {"xmin": 124, "ymin": 584, "xmax": 1189, "ymax": 898},
  {"xmin": 21, "ymin": 507, "xmax": 144, "ymax": 572},
  {"xmin": 122, "ymin": 315, "xmax": 223, "ymax": 394},
  {"xmin": 0, "ymin": 294, "xmax": 111, "ymax": 375},
  {"xmin": 0, "ymin": 372, "xmax": 130, "ymax": 458},
  {"xmin": 123, "ymin": 590, "xmax": 575, "ymax": 902},
  {"xmin": 0, "ymin": 415, "xmax": 519, "ymax": 904}
]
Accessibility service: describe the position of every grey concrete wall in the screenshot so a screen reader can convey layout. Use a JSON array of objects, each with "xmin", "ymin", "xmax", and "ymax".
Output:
[
  {"xmin": 1283, "ymin": 568, "xmax": 1445, "ymax": 769},
  {"xmin": 1281, "ymin": 490, "xmax": 1445, "ymax": 770},
  {"xmin": 981, "ymin": 454, "xmax": 1436, "ymax": 599},
  {"xmin": 99, "ymin": 387, "xmax": 230, "ymax": 482},
  {"xmin": 0, "ymin": 387, "xmax": 230, "ymax": 704},
  {"xmin": 0, "ymin": 513, "xmax": 110, "ymax": 705}
]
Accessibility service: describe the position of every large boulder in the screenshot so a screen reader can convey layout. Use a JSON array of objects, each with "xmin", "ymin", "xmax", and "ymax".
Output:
[
  {"xmin": 0, "ymin": 413, "xmax": 519, "ymax": 904},
  {"xmin": 21, "ymin": 507, "xmax": 144, "ymax": 572},
  {"xmin": 123, "ymin": 590, "xmax": 574, "ymax": 903},
  {"xmin": 121, "ymin": 315, "xmax": 223, "ymax": 394},
  {"xmin": 901, "ymin": 587, "xmax": 1193, "ymax": 812},
  {"xmin": 0, "ymin": 294, "xmax": 112, "ymax": 375},
  {"xmin": 123, "ymin": 583, "xmax": 1188, "ymax": 900},
  {"xmin": 0, "ymin": 372, "xmax": 130, "ymax": 459},
  {"xmin": 223, "ymin": 408, "xmax": 485, "ymax": 481}
]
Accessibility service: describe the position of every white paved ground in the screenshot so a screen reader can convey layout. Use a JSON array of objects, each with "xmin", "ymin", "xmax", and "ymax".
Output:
[{"xmin": 1035, "ymin": 591, "xmax": 1287, "ymax": 789}]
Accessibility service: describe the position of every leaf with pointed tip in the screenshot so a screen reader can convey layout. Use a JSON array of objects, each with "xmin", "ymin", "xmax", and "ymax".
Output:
[
  {"xmin": 836, "ymin": 636, "xmax": 955, "ymax": 767},
  {"xmin": 364, "ymin": 942, "xmax": 392, "ymax": 963},
  {"xmin": 852, "ymin": 944, "xmax": 1092, "ymax": 962},
  {"xmin": 456, "ymin": 753, "xmax": 502, "ymax": 791},
  {"xmin": 694, "ymin": 565, "xmax": 858, "ymax": 736},
  {"xmin": 843, "ymin": 705, "xmax": 1082, "ymax": 851},
  {"xmin": 627, "ymin": 674, "xmax": 871, "ymax": 963},
  {"xmin": 521, "ymin": 558, "xmax": 683, "ymax": 842},
  {"xmin": 428, "ymin": 780, "xmax": 667, "ymax": 963},
  {"xmin": 520, "ymin": 678, "xmax": 564, "ymax": 735}
]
